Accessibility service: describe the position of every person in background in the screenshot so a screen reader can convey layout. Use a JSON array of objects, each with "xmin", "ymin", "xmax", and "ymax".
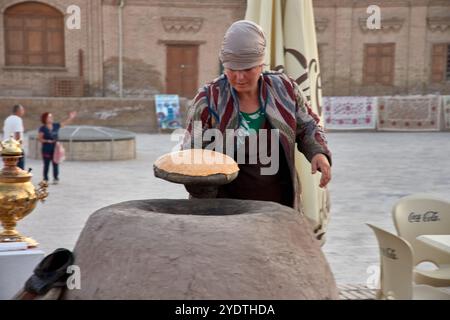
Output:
[
  {"xmin": 3, "ymin": 104, "xmax": 26, "ymax": 169},
  {"xmin": 38, "ymin": 111, "xmax": 76, "ymax": 184}
]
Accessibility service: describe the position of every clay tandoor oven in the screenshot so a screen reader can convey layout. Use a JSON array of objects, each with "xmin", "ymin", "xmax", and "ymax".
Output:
[{"xmin": 63, "ymin": 199, "xmax": 339, "ymax": 300}]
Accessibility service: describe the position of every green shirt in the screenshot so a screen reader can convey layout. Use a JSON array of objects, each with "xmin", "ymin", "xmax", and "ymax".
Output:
[{"xmin": 239, "ymin": 108, "xmax": 265, "ymax": 134}]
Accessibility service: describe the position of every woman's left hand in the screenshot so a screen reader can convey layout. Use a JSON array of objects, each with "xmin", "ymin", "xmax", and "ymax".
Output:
[
  {"xmin": 311, "ymin": 153, "xmax": 331, "ymax": 188},
  {"xmin": 69, "ymin": 111, "xmax": 77, "ymax": 119}
]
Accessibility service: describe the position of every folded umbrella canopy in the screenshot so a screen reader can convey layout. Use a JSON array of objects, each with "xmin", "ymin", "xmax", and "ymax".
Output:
[{"xmin": 245, "ymin": 0, "xmax": 330, "ymax": 243}]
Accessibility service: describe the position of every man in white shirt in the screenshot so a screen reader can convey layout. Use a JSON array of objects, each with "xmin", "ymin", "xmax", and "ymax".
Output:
[{"xmin": 3, "ymin": 104, "xmax": 26, "ymax": 169}]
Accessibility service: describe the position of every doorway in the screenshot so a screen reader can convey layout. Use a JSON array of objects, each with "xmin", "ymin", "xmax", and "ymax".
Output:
[{"xmin": 166, "ymin": 44, "xmax": 199, "ymax": 99}]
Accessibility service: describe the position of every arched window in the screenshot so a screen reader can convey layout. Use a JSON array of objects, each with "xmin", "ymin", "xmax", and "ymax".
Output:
[{"xmin": 4, "ymin": 1, "xmax": 65, "ymax": 67}]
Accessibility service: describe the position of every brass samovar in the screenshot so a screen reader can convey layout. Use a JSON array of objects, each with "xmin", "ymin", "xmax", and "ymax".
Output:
[{"xmin": 0, "ymin": 136, "xmax": 48, "ymax": 247}]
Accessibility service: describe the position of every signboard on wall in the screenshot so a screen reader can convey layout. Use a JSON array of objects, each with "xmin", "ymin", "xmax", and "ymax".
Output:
[{"xmin": 154, "ymin": 94, "xmax": 182, "ymax": 130}]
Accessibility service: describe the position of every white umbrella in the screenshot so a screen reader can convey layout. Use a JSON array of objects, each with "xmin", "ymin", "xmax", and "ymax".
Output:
[{"xmin": 246, "ymin": 0, "xmax": 330, "ymax": 243}]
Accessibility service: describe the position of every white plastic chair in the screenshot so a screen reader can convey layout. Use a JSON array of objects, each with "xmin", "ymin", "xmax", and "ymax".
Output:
[
  {"xmin": 367, "ymin": 224, "xmax": 450, "ymax": 300},
  {"xmin": 392, "ymin": 194, "xmax": 450, "ymax": 287}
]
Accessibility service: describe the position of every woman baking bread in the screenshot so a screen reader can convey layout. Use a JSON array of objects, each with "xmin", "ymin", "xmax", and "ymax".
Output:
[{"xmin": 182, "ymin": 20, "xmax": 332, "ymax": 211}]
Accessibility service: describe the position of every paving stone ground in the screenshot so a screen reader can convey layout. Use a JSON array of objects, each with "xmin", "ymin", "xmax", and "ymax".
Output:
[{"xmin": 16, "ymin": 131, "xmax": 450, "ymax": 285}]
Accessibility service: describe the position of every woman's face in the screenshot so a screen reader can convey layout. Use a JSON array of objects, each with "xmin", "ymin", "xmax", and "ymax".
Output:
[
  {"xmin": 224, "ymin": 65, "xmax": 263, "ymax": 94},
  {"xmin": 46, "ymin": 113, "xmax": 53, "ymax": 125}
]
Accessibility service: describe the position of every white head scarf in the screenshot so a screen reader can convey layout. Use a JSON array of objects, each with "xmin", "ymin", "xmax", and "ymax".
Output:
[{"xmin": 219, "ymin": 20, "xmax": 266, "ymax": 70}]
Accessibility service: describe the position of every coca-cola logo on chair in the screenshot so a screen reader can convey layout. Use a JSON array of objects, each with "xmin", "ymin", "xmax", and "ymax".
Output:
[{"xmin": 408, "ymin": 211, "xmax": 440, "ymax": 223}]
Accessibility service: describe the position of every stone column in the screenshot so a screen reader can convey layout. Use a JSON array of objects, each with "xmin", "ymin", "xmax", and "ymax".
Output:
[
  {"xmin": 333, "ymin": 2, "xmax": 353, "ymax": 96},
  {"xmin": 406, "ymin": 4, "xmax": 428, "ymax": 94},
  {"xmin": 86, "ymin": 0, "xmax": 104, "ymax": 96}
]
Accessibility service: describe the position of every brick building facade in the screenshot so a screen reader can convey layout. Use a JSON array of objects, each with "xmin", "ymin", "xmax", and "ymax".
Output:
[
  {"xmin": 0, "ymin": 0, "xmax": 245, "ymax": 99},
  {"xmin": 0, "ymin": 0, "xmax": 449, "ymax": 100},
  {"xmin": 315, "ymin": 0, "xmax": 450, "ymax": 96}
]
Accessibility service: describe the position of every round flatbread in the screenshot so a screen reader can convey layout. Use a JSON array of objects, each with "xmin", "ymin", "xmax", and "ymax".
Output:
[{"xmin": 153, "ymin": 149, "xmax": 239, "ymax": 186}]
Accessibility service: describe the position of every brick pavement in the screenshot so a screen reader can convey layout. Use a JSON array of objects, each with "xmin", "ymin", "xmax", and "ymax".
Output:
[{"xmin": 16, "ymin": 132, "xmax": 450, "ymax": 285}]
